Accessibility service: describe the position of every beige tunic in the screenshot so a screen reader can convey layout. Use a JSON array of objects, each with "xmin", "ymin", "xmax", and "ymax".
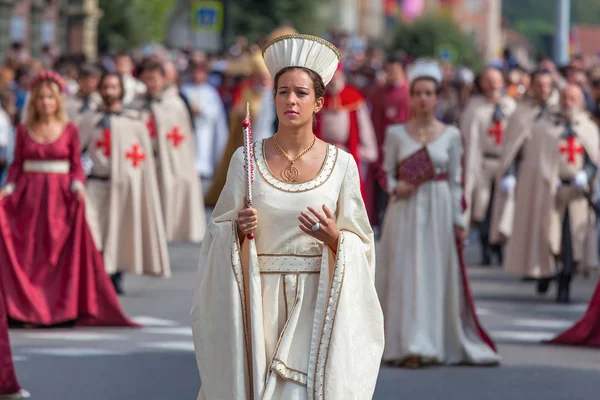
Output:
[
  {"xmin": 65, "ymin": 92, "xmax": 102, "ymax": 125},
  {"xmin": 319, "ymin": 104, "xmax": 378, "ymax": 165},
  {"xmin": 503, "ymin": 112, "xmax": 599, "ymax": 278},
  {"xmin": 134, "ymin": 89, "xmax": 206, "ymax": 243},
  {"xmin": 460, "ymin": 95, "xmax": 517, "ymax": 224},
  {"xmin": 489, "ymin": 99, "xmax": 560, "ymax": 243},
  {"xmin": 78, "ymin": 109, "xmax": 171, "ymax": 277}
]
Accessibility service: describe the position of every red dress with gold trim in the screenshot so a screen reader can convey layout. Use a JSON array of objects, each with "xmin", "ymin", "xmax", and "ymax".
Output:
[{"xmin": 0, "ymin": 123, "xmax": 136, "ymax": 327}]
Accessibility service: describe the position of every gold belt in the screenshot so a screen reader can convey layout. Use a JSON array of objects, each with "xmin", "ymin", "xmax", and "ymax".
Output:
[
  {"xmin": 258, "ymin": 254, "xmax": 321, "ymax": 274},
  {"xmin": 23, "ymin": 160, "xmax": 70, "ymax": 174}
]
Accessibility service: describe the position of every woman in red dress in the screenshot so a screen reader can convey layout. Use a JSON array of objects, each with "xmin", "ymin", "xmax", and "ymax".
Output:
[
  {"xmin": 1, "ymin": 282, "xmax": 29, "ymax": 399},
  {"xmin": 548, "ymin": 281, "xmax": 600, "ymax": 347},
  {"xmin": 0, "ymin": 70, "xmax": 135, "ymax": 327}
]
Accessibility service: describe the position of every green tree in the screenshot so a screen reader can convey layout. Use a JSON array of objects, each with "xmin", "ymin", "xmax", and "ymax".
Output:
[
  {"xmin": 229, "ymin": 0, "xmax": 322, "ymax": 43},
  {"xmin": 387, "ymin": 14, "xmax": 482, "ymax": 70},
  {"xmin": 98, "ymin": 0, "xmax": 174, "ymax": 53},
  {"xmin": 502, "ymin": 0, "xmax": 600, "ymax": 55}
]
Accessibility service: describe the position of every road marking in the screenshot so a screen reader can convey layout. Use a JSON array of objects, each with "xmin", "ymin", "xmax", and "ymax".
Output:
[
  {"xmin": 511, "ymin": 318, "xmax": 573, "ymax": 329},
  {"xmin": 141, "ymin": 341, "xmax": 195, "ymax": 352},
  {"xmin": 476, "ymin": 307, "xmax": 492, "ymax": 316},
  {"xmin": 132, "ymin": 316, "xmax": 180, "ymax": 327},
  {"xmin": 490, "ymin": 330, "xmax": 556, "ymax": 342},
  {"xmin": 25, "ymin": 347, "xmax": 128, "ymax": 357},
  {"xmin": 21, "ymin": 331, "xmax": 126, "ymax": 341},
  {"xmin": 143, "ymin": 327, "xmax": 193, "ymax": 336}
]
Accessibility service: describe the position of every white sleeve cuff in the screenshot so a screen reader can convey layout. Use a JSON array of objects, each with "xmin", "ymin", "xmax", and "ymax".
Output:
[
  {"xmin": 501, "ymin": 175, "xmax": 517, "ymax": 194},
  {"xmin": 71, "ymin": 180, "xmax": 85, "ymax": 192},
  {"xmin": 573, "ymin": 170, "xmax": 588, "ymax": 190},
  {"xmin": 3, "ymin": 183, "xmax": 15, "ymax": 194}
]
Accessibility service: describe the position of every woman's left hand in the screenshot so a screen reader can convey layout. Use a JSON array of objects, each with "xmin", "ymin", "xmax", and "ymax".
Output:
[
  {"xmin": 299, "ymin": 205, "xmax": 339, "ymax": 251},
  {"xmin": 76, "ymin": 190, "xmax": 86, "ymax": 202},
  {"xmin": 454, "ymin": 225, "xmax": 467, "ymax": 248}
]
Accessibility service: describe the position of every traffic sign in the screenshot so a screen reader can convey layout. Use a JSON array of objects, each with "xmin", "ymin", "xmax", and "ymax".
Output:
[
  {"xmin": 191, "ymin": 1, "xmax": 224, "ymax": 33},
  {"xmin": 436, "ymin": 44, "xmax": 458, "ymax": 64}
]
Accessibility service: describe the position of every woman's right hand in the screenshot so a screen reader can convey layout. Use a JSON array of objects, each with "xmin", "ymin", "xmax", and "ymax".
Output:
[
  {"xmin": 0, "ymin": 189, "xmax": 9, "ymax": 200},
  {"xmin": 394, "ymin": 181, "xmax": 417, "ymax": 199},
  {"xmin": 237, "ymin": 200, "xmax": 258, "ymax": 238}
]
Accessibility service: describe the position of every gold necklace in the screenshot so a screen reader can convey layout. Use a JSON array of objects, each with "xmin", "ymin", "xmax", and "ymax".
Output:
[{"xmin": 273, "ymin": 134, "xmax": 317, "ymax": 182}]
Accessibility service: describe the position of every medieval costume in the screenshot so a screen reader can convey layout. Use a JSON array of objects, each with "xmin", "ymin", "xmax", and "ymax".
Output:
[
  {"xmin": 204, "ymin": 52, "xmax": 276, "ymax": 206},
  {"xmin": 549, "ymin": 279, "xmax": 600, "ymax": 346},
  {"xmin": 181, "ymin": 77, "xmax": 229, "ymax": 179},
  {"xmin": 191, "ymin": 34, "xmax": 384, "ymax": 400},
  {"xmin": 0, "ymin": 123, "xmax": 136, "ymax": 327},
  {"xmin": 377, "ymin": 61, "xmax": 498, "ymax": 367},
  {"xmin": 1, "ymin": 281, "xmax": 28, "ymax": 398},
  {"xmin": 136, "ymin": 88, "xmax": 206, "ymax": 243},
  {"xmin": 367, "ymin": 79, "xmax": 409, "ymax": 228},
  {"xmin": 78, "ymin": 108, "xmax": 171, "ymax": 278},
  {"xmin": 460, "ymin": 94, "xmax": 517, "ymax": 264},
  {"xmin": 489, "ymin": 97, "xmax": 560, "ymax": 245},
  {"xmin": 65, "ymin": 91, "xmax": 102, "ymax": 125},
  {"xmin": 498, "ymin": 111, "xmax": 599, "ymax": 303},
  {"xmin": 314, "ymin": 72, "xmax": 378, "ymax": 201}
]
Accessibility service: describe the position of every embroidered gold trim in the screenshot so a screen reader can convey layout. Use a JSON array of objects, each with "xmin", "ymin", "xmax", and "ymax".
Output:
[
  {"xmin": 267, "ymin": 274, "xmax": 301, "ymax": 384},
  {"xmin": 260, "ymin": 270, "xmax": 320, "ymax": 275},
  {"xmin": 261, "ymin": 34, "xmax": 341, "ymax": 60},
  {"xmin": 255, "ymin": 140, "xmax": 338, "ymax": 193},
  {"xmin": 258, "ymin": 254, "xmax": 321, "ymax": 274},
  {"xmin": 313, "ymin": 233, "xmax": 347, "ymax": 400},
  {"xmin": 258, "ymin": 253, "xmax": 321, "ymax": 258},
  {"xmin": 229, "ymin": 222, "xmax": 253, "ymax": 399},
  {"xmin": 271, "ymin": 358, "xmax": 308, "ymax": 387}
]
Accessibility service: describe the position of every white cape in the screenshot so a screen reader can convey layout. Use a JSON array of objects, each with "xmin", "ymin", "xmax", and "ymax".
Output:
[{"xmin": 191, "ymin": 146, "xmax": 384, "ymax": 400}]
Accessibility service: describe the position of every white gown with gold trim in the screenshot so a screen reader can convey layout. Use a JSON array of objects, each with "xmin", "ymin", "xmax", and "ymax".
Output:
[{"xmin": 191, "ymin": 141, "xmax": 384, "ymax": 400}]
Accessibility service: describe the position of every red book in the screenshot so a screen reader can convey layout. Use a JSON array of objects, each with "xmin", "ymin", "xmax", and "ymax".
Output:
[{"xmin": 396, "ymin": 146, "xmax": 436, "ymax": 185}]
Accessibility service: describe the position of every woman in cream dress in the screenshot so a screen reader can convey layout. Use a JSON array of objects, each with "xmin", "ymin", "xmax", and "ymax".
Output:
[
  {"xmin": 377, "ymin": 60, "xmax": 499, "ymax": 368},
  {"xmin": 191, "ymin": 35, "xmax": 384, "ymax": 400}
]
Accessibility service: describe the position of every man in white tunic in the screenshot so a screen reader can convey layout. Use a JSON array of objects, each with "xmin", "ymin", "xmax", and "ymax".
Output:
[
  {"xmin": 79, "ymin": 71, "xmax": 171, "ymax": 294},
  {"xmin": 181, "ymin": 62, "xmax": 228, "ymax": 181},
  {"xmin": 114, "ymin": 52, "xmax": 146, "ymax": 105},
  {"xmin": 498, "ymin": 84, "xmax": 599, "ymax": 303},
  {"xmin": 135, "ymin": 61, "xmax": 206, "ymax": 243},
  {"xmin": 461, "ymin": 67, "xmax": 517, "ymax": 265},
  {"xmin": 65, "ymin": 63, "xmax": 102, "ymax": 125}
]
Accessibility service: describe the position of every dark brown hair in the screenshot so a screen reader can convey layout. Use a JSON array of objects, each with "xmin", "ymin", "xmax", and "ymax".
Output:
[
  {"xmin": 99, "ymin": 71, "xmax": 125, "ymax": 100},
  {"xmin": 410, "ymin": 76, "xmax": 442, "ymax": 96},
  {"xmin": 138, "ymin": 60, "xmax": 165, "ymax": 77},
  {"xmin": 273, "ymin": 66, "xmax": 325, "ymax": 101}
]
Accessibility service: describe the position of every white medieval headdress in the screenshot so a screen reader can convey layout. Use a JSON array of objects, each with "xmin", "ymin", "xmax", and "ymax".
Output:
[
  {"xmin": 406, "ymin": 59, "xmax": 443, "ymax": 85},
  {"xmin": 262, "ymin": 34, "xmax": 341, "ymax": 86}
]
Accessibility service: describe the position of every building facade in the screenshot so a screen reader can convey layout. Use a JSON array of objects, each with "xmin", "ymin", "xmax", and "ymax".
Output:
[{"xmin": 0, "ymin": 0, "xmax": 102, "ymax": 61}]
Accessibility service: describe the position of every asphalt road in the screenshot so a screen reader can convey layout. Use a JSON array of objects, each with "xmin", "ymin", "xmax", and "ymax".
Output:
[{"xmin": 8, "ymin": 232, "xmax": 600, "ymax": 400}]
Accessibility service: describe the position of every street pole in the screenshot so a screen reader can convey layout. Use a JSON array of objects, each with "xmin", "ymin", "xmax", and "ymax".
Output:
[
  {"xmin": 554, "ymin": 0, "xmax": 571, "ymax": 66},
  {"xmin": 221, "ymin": 0, "xmax": 232, "ymax": 53}
]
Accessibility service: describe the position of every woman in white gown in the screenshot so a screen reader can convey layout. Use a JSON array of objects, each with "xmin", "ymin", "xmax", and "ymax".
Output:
[
  {"xmin": 377, "ymin": 60, "xmax": 499, "ymax": 368},
  {"xmin": 191, "ymin": 34, "xmax": 384, "ymax": 400}
]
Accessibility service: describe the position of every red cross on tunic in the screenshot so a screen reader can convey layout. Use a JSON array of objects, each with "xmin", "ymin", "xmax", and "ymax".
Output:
[
  {"xmin": 146, "ymin": 114, "xmax": 157, "ymax": 138},
  {"xmin": 487, "ymin": 120, "xmax": 503, "ymax": 145},
  {"xmin": 559, "ymin": 136, "xmax": 584, "ymax": 164},
  {"xmin": 126, "ymin": 144, "xmax": 146, "ymax": 168},
  {"xmin": 167, "ymin": 126, "xmax": 185, "ymax": 148},
  {"xmin": 96, "ymin": 129, "xmax": 111, "ymax": 156}
]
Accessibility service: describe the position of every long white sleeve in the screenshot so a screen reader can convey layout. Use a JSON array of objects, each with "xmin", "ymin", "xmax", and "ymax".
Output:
[
  {"xmin": 382, "ymin": 126, "xmax": 400, "ymax": 194},
  {"xmin": 448, "ymin": 127, "xmax": 466, "ymax": 228}
]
